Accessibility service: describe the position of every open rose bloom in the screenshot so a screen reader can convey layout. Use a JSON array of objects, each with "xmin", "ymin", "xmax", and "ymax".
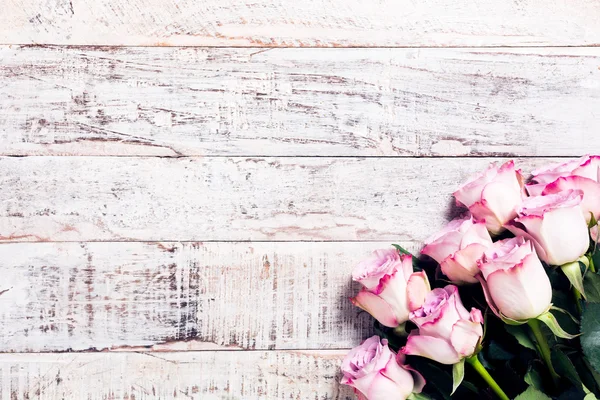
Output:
[
  {"xmin": 352, "ymin": 249, "xmax": 430, "ymax": 327},
  {"xmin": 402, "ymin": 286, "xmax": 483, "ymax": 365},
  {"xmin": 422, "ymin": 217, "xmax": 492, "ymax": 284},
  {"xmin": 343, "ymin": 156, "xmax": 599, "ymax": 400},
  {"xmin": 341, "ymin": 336, "xmax": 425, "ymax": 400}
]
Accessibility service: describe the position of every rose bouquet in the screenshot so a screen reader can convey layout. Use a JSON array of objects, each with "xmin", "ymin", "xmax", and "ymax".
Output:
[{"xmin": 341, "ymin": 156, "xmax": 600, "ymax": 400}]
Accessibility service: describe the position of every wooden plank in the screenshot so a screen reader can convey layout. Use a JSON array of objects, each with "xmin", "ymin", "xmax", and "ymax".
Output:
[
  {"xmin": 0, "ymin": 351, "xmax": 353, "ymax": 399},
  {"xmin": 2, "ymin": 1, "xmax": 600, "ymax": 47},
  {"xmin": 0, "ymin": 241, "xmax": 418, "ymax": 352},
  {"xmin": 0, "ymin": 157, "xmax": 557, "ymax": 242},
  {"xmin": 2, "ymin": 46, "xmax": 600, "ymax": 157}
]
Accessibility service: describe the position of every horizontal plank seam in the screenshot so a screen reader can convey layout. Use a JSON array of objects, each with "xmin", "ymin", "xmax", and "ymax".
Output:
[
  {"xmin": 3, "ymin": 44, "xmax": 600, "ymax": 49},
  {"xmin": 0, "ymin": 349, "xmax": 354, "ymax": 355},
  {"xmin": 0, "ymin": 155, "xmax": 581, "ymax": 160},
  {"xmin": 0, "ymin": 239, "xmax": 418, "ymax": 244}
]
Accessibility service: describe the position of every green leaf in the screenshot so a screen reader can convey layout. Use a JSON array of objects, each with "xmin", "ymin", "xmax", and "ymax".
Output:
[
  {"xmin": 408, "ymin": 394, "xmax": 433, "ymax": 400},
  {"xmin": 537, "ymin": 311, "xmax": 579, "ymax": 339},
  {"xmin": 585, "ymin": 272, "xmax": 600, "ymax": 303},
  {"xmin": 452, "ymin": 359, "xmax": 465, "ymax": 395},
  {"xmin": 578, "ymin": 357, "xmax": 600, "ymax": 394},
  {"xmin": 552, "ymin": 348, "xmax": 582, "ymax": 387},
  {"xmin": 486, "ymin": 341, "xmax": 515, "ymax": 361},
  {"xmin": 506, "ymin": 324, "xmax": 537, "ymax": 351},
  {"xmin": 590, "ymin": 213, "xmax": 598, "ymax": 229},
  {"xmin": 561, "ymin": 261, "xmax": 587, "ymax": 299},
  {"xmin": 524, "ymin": 366, "xmax": 544, "ymax": 392},
  {"xmin": 593, "ymin": 251, "xmax": 600, "ymax": 275},
  {"xmin": 514, "ymin": 386, "xmax": 552, "ymax": 400},
  {"xmin": 582, "ymin": 303, "xmax": 600, "ymax": 375},
  {"xmin": 550, "ymin": 305, "xmax": 580, "ymax": 324},
  {"xmin": 585, "ymin": 393, "xmax": 598, "ymax": 400}
]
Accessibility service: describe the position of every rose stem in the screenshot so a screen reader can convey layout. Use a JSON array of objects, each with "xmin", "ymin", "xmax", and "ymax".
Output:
[
  {"xmin": 590, "ymin": 256, "xmax": 596, "ymax": 273},
  {"xmin": 466, "ymin": 355, "xmax": 510, "ymax": 400},
  {"xmin": 527, "ymin": 318, "xmax": 560, "ymax": 386}
]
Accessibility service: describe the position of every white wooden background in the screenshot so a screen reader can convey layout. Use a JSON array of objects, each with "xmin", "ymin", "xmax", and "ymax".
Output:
[{"xmin": 1, "ymin": 1, "xmax": 600, "ymax": 398}]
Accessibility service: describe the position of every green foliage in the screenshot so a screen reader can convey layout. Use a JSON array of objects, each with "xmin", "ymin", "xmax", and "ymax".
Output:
[
  {"xmin": 514, "ymin": 386, "xmax": 552, "ymax": 400},
  {"xmin": 505, "ymin": 324, "xmax": 537, "ymax": 351},
  {"xmin": 582, "ymin": 303, "xmax": 600, "ymax": 376},
  {"xmin": 552, "ymin": 348, "xmax": 585, "ymax": 391},
  {"xmin": 584, "ymin": 271, "xmax": 600, "ymax": 303},
  {"xmin": 452, "ymin": 359, "xmax": 465, "ymax": 395},
  {"xmin": 524, "ymin": 365, "xmax": 544, "ymax": 392}
]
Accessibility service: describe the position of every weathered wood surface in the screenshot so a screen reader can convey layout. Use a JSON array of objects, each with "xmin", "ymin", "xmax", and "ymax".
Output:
[
  {"xmin": 0, "ymin": 241, "xmax": 420, "ymax": 352},
  {"xmin": 2, "ymin": 46, "xmax": 600, "ymax": 157},
  {"xmin": 0, "ymin": 351, "xmax": 353, "ymax": 399},
  {"xmin": 2, "ymin": 0, "xmax": 600, "ymax": 47},
  {"xmin": 0, "ymin": 157, "xmax": 556, "ymax": 243}
]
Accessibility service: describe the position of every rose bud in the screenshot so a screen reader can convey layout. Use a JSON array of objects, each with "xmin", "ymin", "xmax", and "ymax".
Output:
[
  {"xmin": 506, "ymin": 190, "xmax": 590, "ymax": 266},
  {"xmin": 477, "ymin": 237, "xmax": 552, "ymax": 321},
  {"xmin": 352, "ymin": 249, "xmax": 430, "ymax": 328},
  {"xmin": 341, "ymin": 336, "xmax": 426, "ymax": 400},
  {"xmin": 402, "ymin": 285, "xmax": 483, "ymax": 365},
  {"xmin": 422, "ymin": 217, "xmax": 493, "ymax": 284},
  {"xmin": 528, "ymin": 156, "xmax": 600, "ymax": 222},
  {"xmin": 453, "ymin": 161, "xmax": 525, "ymax": 235}
]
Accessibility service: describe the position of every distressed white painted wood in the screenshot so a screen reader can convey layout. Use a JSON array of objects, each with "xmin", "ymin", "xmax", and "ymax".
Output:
[
  {"xmin": 2, "ymin": 0, "xmax": 600, "ymax": 47},
  {"xmin": 0, "ymin": 241, "xmax": 423, "ymax": 352},
  {"xmin": 0, "ymin": 157, "xmax": 557, "ymax": 242},
  {"xmin": 2, "ymin": 46, "xmax": 600, "ymax": 157},
  {"xmin": 0, "ymin": 351, "xmax": 353, "ymax": 399}
]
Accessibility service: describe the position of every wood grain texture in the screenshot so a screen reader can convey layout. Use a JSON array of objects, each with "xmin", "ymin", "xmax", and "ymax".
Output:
[
  {"xmin": 2, "ymin": 46, "xmax": 600, "ymax": 157},
  {"xmin": 0, "ymin": 156, "xmax": 561, "ymax": 243},
  {"xmin": 2, "ymin": 0, "xmax": 600, "ymax": 47},
  {"xmin": 0, "ymin": 241, "xmax": 419, "ymax": 352},
  {"xmin": 0, "ymin": 351, "xmax": 353, "ymax": 399}
]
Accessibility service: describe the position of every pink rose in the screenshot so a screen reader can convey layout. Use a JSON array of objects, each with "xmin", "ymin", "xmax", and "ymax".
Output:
[
  {"xmin": 453, "ymin": 161, "xmax": 525, "ymax": 235},
  {"xmin": 506, "ymin": 190, "xmax": 589, "ymax": 266},
  {"xmin": 402, "ymin": 286, "xmax": 483, "ymax": 365},
  {"xmin": 527, "ymin": 155, "xmax": 600, "ymax": 194},
  {"xmin": 592, "ymin": 224, "xmax": 599, "ymax": 244},
  {"xmin": 352, "ymin": 249, "xmax": 430, "ymax": 328},
  {"xmin": 478, "ymin": 237, "xmax": 552, "ymax": 321},
  {"xmin": 341, "ymin": 336, "xmax": 426, "ymax": 400},
  {"xmin": 422, "ymin": 217, "xmax": 493, "ymax": 284},
  {"xmin": 528, "ymin": 156, "xmax": 600, "ymax": 222}
]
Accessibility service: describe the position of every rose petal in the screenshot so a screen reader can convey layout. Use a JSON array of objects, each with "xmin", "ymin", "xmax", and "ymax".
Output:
[
  {"xmin": 468, "ymin": 201, "xmax": 504, "ymax": 235},
  {"xmin": 401, "ymin": 254, "xmax": 414, "ymax": 283},
  {"xmin": 470, "ymin": 308, "xmax": 484, "ymax": 324},
  {"xmin": 366, "ymin": 368, "xmax": 413, "ymax": 400},
  {"xmin": 402, "ymin": 335, "xmax": 461, "ymax": 365},
  {"xmin": 401, "ymin": 363, "xmax": 426, "ymax": 394},
  {"xmin": 543, "ymin": 175, "xmax": 600, "ymax": 222},
  {"xmin": 450, "ymin": 320, "xmax": 483, "ymax": 357},
  {"xmin": 406, "ymin": 271, "xmax": 431, "ymax": 312},
  {"xmin": 476, "ymin": 273, "xmax": 501, "ymax": 319},
  {"xmin": 375, "ymin": 271, "xmax": 410, "ymax": 324},
  {"xmin": 352, "ymin": 291, "xmax": 399, "ymax": 328},
  {"xmin": 505, "ymin": 221, "xmax": 550, "ymax": 264},
  {"xmin": 441, "ymin": 243, "xmax": 488, "ymax": 284}
]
